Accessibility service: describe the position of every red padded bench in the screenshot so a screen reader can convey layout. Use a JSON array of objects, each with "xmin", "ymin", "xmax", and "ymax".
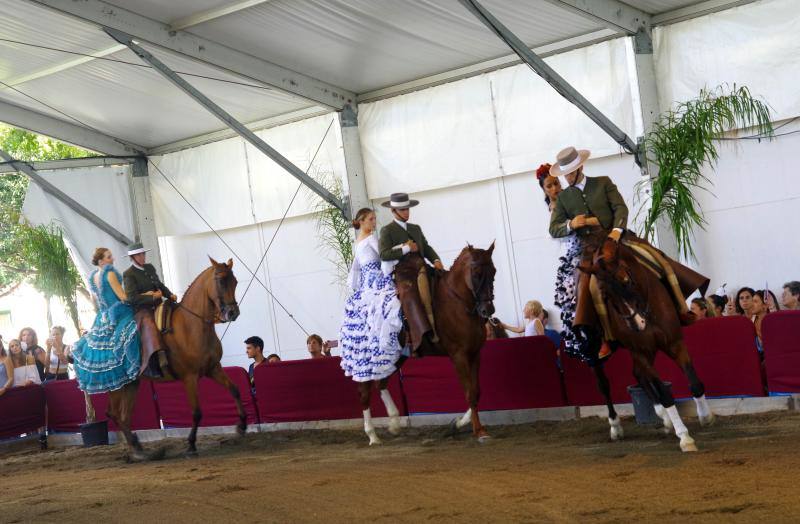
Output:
[
  {"xmin": 401, "ymin": 336, "xmax": 567, "ymax": 414},
  {"xmin": 762, "ymin": 310, "xmax": 800, "ymax": 394},
  {"xmin": 655, "ymin": 316, "xmax": 764, "ymax": 398},
  {"xmin": 43, "ymin": 379, "xmax": 161, "ymax": 432},
  {"xmin": 153, "ymin": 367, "xmax": 258, "ymax": 428},
  {"xmin": 561, "ymin": 348, "xmax": 634, "ymax": 406},
  {"xmin": 254, "ymin": 356, "xmax": 406, "ymax": 423},
  {"xmin": 0, "ymin": 385, "xmax": 46, "ymax": 439}
]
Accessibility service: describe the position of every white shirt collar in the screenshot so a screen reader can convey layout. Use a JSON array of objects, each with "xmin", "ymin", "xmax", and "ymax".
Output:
[
  {"xmin": 131, "ymin": 261, "xmax": 145, "ymax": 271},
  {"xmin": 570, "ymin": 174, "xmax": 587, "ymax": 191},
  {"xmin": 394, "ymin": 218, "xmax": 407, "ymax": 230}
]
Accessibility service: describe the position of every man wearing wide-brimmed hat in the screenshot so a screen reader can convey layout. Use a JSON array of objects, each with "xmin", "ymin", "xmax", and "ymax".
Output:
[
  {"xmin": 123, "ymin": 242, "xmax": 176, "ymax": 377},
  {"xmin": 548, "ymin": 146, "xmax": 708, "ymax": 362},
  {"xmin": 379, "ymin": 192, "xmax": 443, "ymax": 347}
]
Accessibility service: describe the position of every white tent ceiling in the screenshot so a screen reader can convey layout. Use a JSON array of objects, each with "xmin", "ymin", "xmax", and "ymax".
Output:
[{"xmin": 0, "ymin": 0, "xmax": 757, "ymax": 154}]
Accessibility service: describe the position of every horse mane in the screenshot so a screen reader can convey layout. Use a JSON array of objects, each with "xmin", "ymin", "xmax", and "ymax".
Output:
[{"xmin": 182, "ymin": 266, "xmax": 214, "ymax": 298}]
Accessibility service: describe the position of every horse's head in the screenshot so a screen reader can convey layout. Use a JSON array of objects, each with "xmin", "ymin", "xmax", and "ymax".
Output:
[
  {"xmin": 456, "ymin": 241, "xmax": 497, "ymax": 319},
  {"xmin": 580, "ymin": 238, "xmax": 648, "ymax": 332},
  {"xmin": 207, "ymin": 257, "xmax": 240, "ymax": 323}
]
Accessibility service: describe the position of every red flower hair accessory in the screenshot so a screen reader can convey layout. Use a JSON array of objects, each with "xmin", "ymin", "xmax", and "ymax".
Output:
[{"xmin": 535, "ymin": 163, "xmax": 552, "ymax": 182}]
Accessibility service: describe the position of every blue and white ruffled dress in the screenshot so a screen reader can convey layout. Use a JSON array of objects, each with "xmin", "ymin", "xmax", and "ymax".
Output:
[{"xmin": 339, "ymin": 235, "xmax": 403, "ymax": 382}]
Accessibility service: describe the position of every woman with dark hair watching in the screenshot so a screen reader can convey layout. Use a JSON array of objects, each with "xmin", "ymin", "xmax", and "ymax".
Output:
[
  {"xmin": 537, "ymin": 163, "xmax": 563, "ymax": 212},
  {"xmin": 708, "ymin": 295, "xmax": 727, "ymax": 317},
  {"xmin": 735, "ymin": 287, "xmax": 756, "ymax": 317},
  {"xmin": 750, "ymin": 290, "xmax": 773, "ymax": 354},
  {"xmin": 18, "ymin": 327, "xmax": 46, "ymax": 382}
]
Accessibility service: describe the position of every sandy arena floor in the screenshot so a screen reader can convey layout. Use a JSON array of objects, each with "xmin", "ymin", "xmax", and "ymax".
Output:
[{"xmin": 2, "ymin": 411, "xmax": 799, "ymax": 523}]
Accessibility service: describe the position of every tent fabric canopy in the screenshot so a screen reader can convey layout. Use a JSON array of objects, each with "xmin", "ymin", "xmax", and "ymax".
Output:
[{"xmin": 0, "ymin": 0, "xmax": 742, "ymax": 153}]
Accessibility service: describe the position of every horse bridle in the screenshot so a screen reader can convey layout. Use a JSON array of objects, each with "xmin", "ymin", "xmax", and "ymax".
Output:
[
  {"xmin": 176, "ymin": 271, "xmax": 237, "ymax": 324},
  {"xmin": 600, "ymin": 253, "xmax": 651, "ymax": 330},
  {"xmin": 447, "ymin": 260, "xmax": 495, "ymax": 319}
]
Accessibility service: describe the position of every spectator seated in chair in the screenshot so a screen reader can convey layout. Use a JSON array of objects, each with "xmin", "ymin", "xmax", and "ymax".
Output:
[
  {"xmin": 542, "ymin": 309, "xmax": 562, "ymax": 349},
  {"xmin": 266, "ymin": 353, "xmax": 281, "ymax": 364},
  {"xmin": 0, "ymin": 337, "xmax": 13, "ymax": 396},
  {"xmin": 690, "ymin": 297, "xmax": 714, "ymax": 319}
]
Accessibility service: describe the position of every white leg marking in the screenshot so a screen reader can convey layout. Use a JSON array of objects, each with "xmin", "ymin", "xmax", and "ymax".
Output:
[
  {"xmin": 363, "ymin": 408, "xmax": 381, "ymax": 446},
  {"xmin": 608, "ymin": 416, "xmax": 624, "ymax": 441},
  {"xmin": 654, "ymin": 403, "xmax": 673, "ymax": 434},
  {"xmin": 456, "ymin": 408, "xmax": 472, "ymax": 429},
  {"xmin": 666, "ymin": 405, "xmax": 696, "ymax": 452},
  {"xmin": 380, "ymin": 389, "xmax": 402, "ymax": 435},
  {"xmin": 694, "ymin": 395, "xmax": 715, "ymax": 426}
]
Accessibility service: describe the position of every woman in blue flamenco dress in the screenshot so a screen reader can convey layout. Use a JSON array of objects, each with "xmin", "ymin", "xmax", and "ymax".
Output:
[{"xmin": 72, "ymin": 247, "xmax": 141, "ymax": 393}]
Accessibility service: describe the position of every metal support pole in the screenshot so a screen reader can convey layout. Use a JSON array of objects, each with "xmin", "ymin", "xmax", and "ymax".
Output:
[
  {"xmin": 457, "ymin": 0, "xmax": 641, "ymax": 163},
  {"xmin": 632, "ymin": 29, "xmax": 679, "ymax": 259},
  {"xmin": 129, "ymin": 158, "xmax": 163, "ymax": 274},
  {"xmin": 339, "ymin": 104, "xmax": 370, "ymax": 219},
  {"xmin": 0, "ymin": 148, "xmax": 134, "ymax": 245},
  {"xmin": 104, "ymin": 27, "xmax": 346, "ymax": 214}
]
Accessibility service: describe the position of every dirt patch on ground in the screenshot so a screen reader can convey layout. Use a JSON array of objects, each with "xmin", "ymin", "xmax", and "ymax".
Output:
[{"xmin": 2, "ymin": 412, "xmax": 799, "ymax": 523}]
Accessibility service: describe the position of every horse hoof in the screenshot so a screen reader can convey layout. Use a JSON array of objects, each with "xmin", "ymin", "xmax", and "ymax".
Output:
[
  {"xmin": 661, "ymin": 424, "xmax": 672, "ymax": 435},
  {"xmin": 679, "ymin": 436, "xmax": 698, "ymax": 452},
  {"xmin": 388, "ymin": 425, "xmax": 401, "ymax": 436},
  {"xmin": 184, "ymin": 449, "xmax": 199, "ymax": 459},
  {"xmin": 609, "ymin": 420, "xmax": 624, "ymax": 441},
  {"xmin": 127, "ymin": 451, "xmax": 148, "ymax": 463},
  {"xmin": 699, "ymin": 413, "xmax": 716, "ymax": 427},
  {"xmin": 477, "ymin": 434, "xmax": 492, "ymax": 444},
  {"xmin": 237, "ymin": 425, "xmax": 247, "ymax": 437},
  {"xmin": 368, "ymin": 438, "xmax": 382, "ymax": 446}
]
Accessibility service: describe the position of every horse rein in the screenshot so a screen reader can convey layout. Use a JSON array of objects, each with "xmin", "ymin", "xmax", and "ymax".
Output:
[
  {"xmin": 446, "ymin": 261, "xmax": 495, "ymax": 318},
  {"xmin": 175, "ymin": 272, "xmax": 237, "ymax": 325}
]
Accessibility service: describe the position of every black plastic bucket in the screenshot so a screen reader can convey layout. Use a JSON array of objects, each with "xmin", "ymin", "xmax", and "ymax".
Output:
[
  {"xmin": 626, "ymin": 382, "xmax": 672, "ymax": 425},
  {"xmin": 80, "ymin": 420, "xmax": 109, "ymax": 447}
]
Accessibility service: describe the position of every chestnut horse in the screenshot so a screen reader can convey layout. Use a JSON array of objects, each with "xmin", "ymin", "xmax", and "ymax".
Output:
[
  {"xmin": 357, "ymin": 243, "xmax": 497, "ymax": 444},
  {"xmin": 106, "ymin": 258, "xmax": 243, "ymax": 459},
  {"xmin": 582, "ymin": 237, "xmax": 714, "ymax": 452}
]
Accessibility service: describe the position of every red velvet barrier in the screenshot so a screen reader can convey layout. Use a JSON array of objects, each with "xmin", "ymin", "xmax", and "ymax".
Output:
[
  {"xmin": 655, "ymin": 317, "xmax": 764, "ymax": 398},
  {"xmin": 254, "ymin": 357, "xmax": 406, "ymax": 423},
  {"xmin": 401, "ymin": 336, "xmax": 567, "ymax": 414},
  {"xmin": 762, "ymin": 311, "xmax": 800, "ymax": 394},
  {"xmin": 153, "ymin": 367, "xmax": 258, "ymax": 428},
  {"xmin": 0, "ymin": 385, "xmax": 46, "ymax": 439},
  {"xmin": 561, "ymin": 348, "xmax": 634, "ymax": 406},
  {"xmin": 44, "ymin": 379, "xmax": 161, "ymax": 432}
]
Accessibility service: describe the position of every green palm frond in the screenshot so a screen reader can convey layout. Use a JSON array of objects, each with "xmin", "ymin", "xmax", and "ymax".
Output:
[
  {"xmin": 636, "ymin": 84, "xmax": 773, "ymax": 260},
  {"xmin": 306, "ymin": 168, "xmax": 354, "ymax": 288}
]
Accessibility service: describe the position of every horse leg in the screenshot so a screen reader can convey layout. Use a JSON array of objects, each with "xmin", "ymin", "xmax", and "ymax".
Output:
[
  {"xmin": 594, "ymin": 362, "xmax": 623, "ymax": 441},
  {"xmin": 182, "ymin": 374, "xmax": 202, "ymax": 456},
  {"xmin": 670, "ymin": 341, "xmax": 715, "ymax": 426},
  {"xmin": 632, "ymin": 353, "xmax": 697, "ymax": 452},
  {"xmin": 359, "ymin": 381, "xmax": 381, "ymax": 445},
  {"xmin": 634, "ymin": 366, "xmax": 673, "ymax": 434},
  {"xmin": 209, "ymin": 365, "xmax": 247, "ymax": 436},
  {"xmin": 378, "ymin": 377, "xmax": 402, "ymax": 436},
  {"xmin": 452, "ymin": 351, "xmax": 488, "ymax": 442},
  {"xmin": 108, "ymin": 381, "xmax": 145, "ymax": 459}
]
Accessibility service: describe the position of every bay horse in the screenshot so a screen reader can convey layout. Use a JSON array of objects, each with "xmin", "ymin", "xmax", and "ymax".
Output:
[
  {"xmin": 357, "ymin": 243, "xmax": 497, "ymax": 444},
  {"xmin": 581, "ymin": 237, "xmax": 714, "ymax": 452},
  {"xmin": 106, "ymin": 257, "xmax": 243, "ymax": 459}
]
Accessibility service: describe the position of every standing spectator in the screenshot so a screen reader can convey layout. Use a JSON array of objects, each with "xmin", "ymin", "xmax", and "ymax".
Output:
[
  {"xmin": 18, "ymin": 327, "xmax": 46, "ymax": 381},
  {"xmin": 306, "ymin": 334, "xmax": 330, "ymax": 359},
  {"xmin": 501, "ymin": 300, "xmax": 545, "ymax": 337},
  {"xmin": 0, "ymin": 337, "xmax": 13, "ymax": 395},
  {"xmin": 781, "ymin": 281, "xmax": 799, "ymax": 310},
  {"xmin": 708, "ymin": 295, "xmax": 727, "ymax": 317},
  {"xmin": 266, "ymin": 354, "xmax": 281, "ymax": 364},
  {"xmin": 245, "ymin": 336, "xmax": 267, "ymax": 388},
  {"xmin": 690, "ymin": 298, "xmax": 713, "ymax": 319},
  {"xmin": 44, "ymin": 326, "xmax": 71, "ymax": 381},
  {"xmin": 763, "ymin": 290, "xmax": 781, "ymax": 313},
  {"xmin": 7, "ymin": 339, "xmax": 40, "ymax": 387},
  {"xmin": 735, "ymin": 287, "xmax": 756, "ymax": 317}
]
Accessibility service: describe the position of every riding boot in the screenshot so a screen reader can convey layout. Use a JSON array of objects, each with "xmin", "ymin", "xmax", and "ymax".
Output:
[
  {"xmin": 417, "ymin": 266, "xmax": 439, "ymax": 343},
  {"xmin": 589, "ymin": 275, "xmax": 614, "ymax": 360}
]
